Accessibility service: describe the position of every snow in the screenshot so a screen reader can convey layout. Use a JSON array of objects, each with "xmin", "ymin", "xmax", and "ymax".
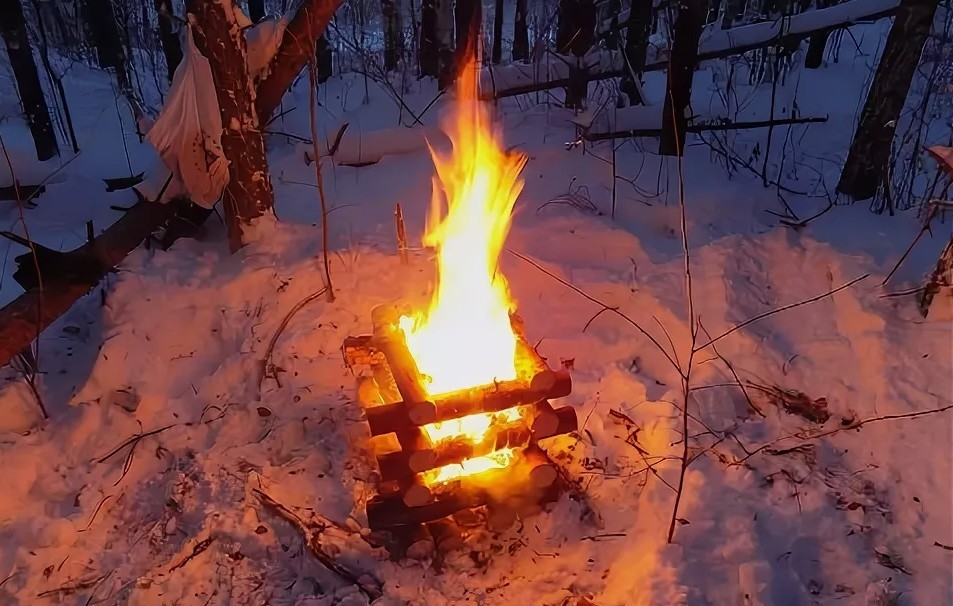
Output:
[
  {"xmin": 246, "ymin": 17, "xmax": 287, "ymax": 82},
  {"xmin": 1, "ymin": 13, "xmax": 952, "ymax": 606}
]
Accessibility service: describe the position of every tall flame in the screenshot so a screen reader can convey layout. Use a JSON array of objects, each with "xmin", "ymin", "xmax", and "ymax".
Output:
[{"xmin": 399, "ymin": 54, "xmax": 527, "ymax": 397}]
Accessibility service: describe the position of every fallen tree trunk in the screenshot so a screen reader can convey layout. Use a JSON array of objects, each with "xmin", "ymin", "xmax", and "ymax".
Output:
[
  {"xmin": 587, "ymin": 116, "xmax": 829, "ymax": 141},
  {"xmin": 0, "ymin": 196, "xmax": 174, "ymax": 368},
  {"xmin": 0, "ymin": 0, "xmax": 343, "ymax": 370},
  {"xmin": 486, "ymin": 0, "xmax": 901, "ymax": 99}
]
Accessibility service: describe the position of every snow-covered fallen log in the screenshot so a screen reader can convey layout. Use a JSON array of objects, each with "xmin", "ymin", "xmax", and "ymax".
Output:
[
  {"xmin": 499, "ymin": 0, "xmax": 902, "ymax": 100},
  {"xmin": 479, "ymin": 50, "xmax": 626, "ymax": 99},
  {"xmin": 302, "ymin": 125, "xmax": 449, "ymax": 167},
  {"xmin": 579, "ymin": 104, "xmax": 827, "ymax": 140},
  {"xmin": 0, "ymin": 195, "xmax": 174, "ymax": 369},
  {"xmin": 680, "ymin": 0, "xmax": 901, "ymax": 63},
  {"xmin": 332, "ymin": 125, "xmax": 448, "ymax": 166}
]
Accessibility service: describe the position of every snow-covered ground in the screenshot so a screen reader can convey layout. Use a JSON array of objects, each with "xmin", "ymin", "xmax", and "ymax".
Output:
[{"xmin": 1, "ymin": 15, "xmax": 951, "ymax": 606}]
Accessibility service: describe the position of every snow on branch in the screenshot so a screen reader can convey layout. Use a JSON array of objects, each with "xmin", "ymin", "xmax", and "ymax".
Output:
[
  {"xmin": 491, "ymin": 0, "xmax": 902, "ymax": 99},
  {"xmin": 579, "ymin": 105, "xmax": 827, "ymax": 140},
  {"xmin": 479, "ymin": 50, "xmax": 626, "ymax": 99}
]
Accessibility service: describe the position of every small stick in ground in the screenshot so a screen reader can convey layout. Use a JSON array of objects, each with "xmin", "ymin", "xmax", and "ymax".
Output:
[{"xmin": 395, "ymin": 203, "xmax": 409, "ymax": 264}]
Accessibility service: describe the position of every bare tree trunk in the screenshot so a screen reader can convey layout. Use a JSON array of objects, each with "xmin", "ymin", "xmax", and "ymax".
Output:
[
  {"xmin": 556, "ymin": 0, "xmax": 597, "ymax": 109},
  {"xmin": 837, "ymin": 0, "xmax": 939, "ymax": 201},
  {"xmin": 492, "ymin": 0, "xmax": 504, "ymax": 63},
  {"xmin": 248, "ymin": 0, "xmax": 266, "ymax": 22},
  {"xmin": 156, "ymin": 0, "xmax": 183, "ymax": 81},
  {"xmin": 513, "ymin": 0, "xmax": 528, "ymax": 60},
  {"xmin": 454, "ymin": 0, "xmax": 481, "ymax": 63},
  {"xmin": 84, "ymin": 0, "xmax": 129, "ymax": 91},
  {"xmin": 29, "ymin": 0, "xmax": 79, "ymax": 153},
  {"xmin": 804, "ymin": 0, "xmax": 836, "ymax": 68},
  {"xmin": 435, "ymin": 0, "xmax": 454, "ymax": 89},
  {"xmin": 382, "ymin": 0, "xmax": 402, "ymax": 70},
  {"xmin": 255, "ymin": 0, "xmax": 343, "ymax": 124},
  {"xmin": 621, "ymin": 0, "xmax": 653, "ymax": 105},
  {"xmin": 420, "ymin": 0, "xmax": 439, "ymax": 76},
  {"xmin": 186, "ymin": 0, "xmax": 275, "ymax": 252},
  {"xmin": 0, "ymin": 0, "xmax": 59, "ymax": 161},
  {"xmin": 316, "ymin": 35, "xmax": 333, "ymax": 83},
  {"xmin": 660, "ymin": 0, "xmax": 704, "ymax": 156}
]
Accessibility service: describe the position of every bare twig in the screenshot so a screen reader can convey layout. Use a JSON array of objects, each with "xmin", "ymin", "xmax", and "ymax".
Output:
[
  {"xmin": 506, "ymin": 248, "xmax": 681, "ymax": 372},
  {"xmin": 307, "ymin": 57, "xmax": 335, "ymax": 303},
  {"xmin": 253, "ymin": 489, "xmax": 381, "ymax": 600},
  {"xmin": 694, "ymin": 274, "xmax": 870, "ymax": 353},
  {"xmin": 666, "ymin": 32, "xmax": 696, "ymax": 543},
  {"xmin": 258, "ymin": 287, "xmax": 329, "ymax": 389},
  {"xmin": 735, "ymin": 403, "xmax": 953, "ymax": 465}
]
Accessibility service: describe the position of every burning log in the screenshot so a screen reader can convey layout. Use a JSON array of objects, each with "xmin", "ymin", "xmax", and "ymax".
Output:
[
  {"xmin": 377, "ymin": 424, "xmax": 533, "ymax": 479},
  {"xmin": 365, "ymin": 369, "xmax": 572, "ymax": 436},
  {"xmin": 371, "ymin": 305, "xmax": 428, "ymax": 404}
]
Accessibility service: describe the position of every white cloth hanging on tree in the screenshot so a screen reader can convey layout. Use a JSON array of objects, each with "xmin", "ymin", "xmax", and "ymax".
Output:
[{"xmin": 146, "ymin": 27, "xmax": 229, "ymax": 209}]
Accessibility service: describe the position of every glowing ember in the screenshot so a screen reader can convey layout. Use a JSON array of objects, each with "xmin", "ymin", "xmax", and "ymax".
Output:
[
  {"xmin": 397, "ymin": 53, "xmax": 528, "ymax": 485},
  {"xmin": 421, "ymin": 448, "xmax": 517, "ymax": 485},
  {"xmin": 422, "ymin": 408, "xmax": 522, "ymax": 444}
]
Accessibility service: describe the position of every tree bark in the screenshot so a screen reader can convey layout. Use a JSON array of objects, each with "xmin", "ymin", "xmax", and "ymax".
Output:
[
  {"xmin": 84, "ymin": 0, "xmax": 129, "ymax": 91},
  {"xmin": 837, "ymin": 0, "xmax": 939, "ymax": 201},
  {"xmin": 454, "ymin": 0, "xmax": 481, "ymax": 64},
  {"xmin": 556, "ymin": 0, "xmax": 597, "ymax": 108},
  {"xmin": 0, "ymin": 0, "xmax": 59, "ymax": 161},
  {"xmin": 186, "ymin": 0, "xmax": 275, "ymax": 252},
  {"xmin": 155, "ymin": 0, "xmax": 183, "ymax": 81},
  {"xmin": 621, "ymin": 0, "xmax": 653, "ymax": 105},
  {"xmin": 492, "ymin": 0, "xmax": 504, "ymax": 63},
  {"xmin": 382, "ymin": 0, "xmax": 403, "ymax": 70},
  {"xmin": 435, "ymin": 0, "xmax": 455, "ymax": 88},
  {"xmin": 660, "ymin": 0, "xmax": 705, "ymax": 156},
  {"xmin": 0, "ymin": 196, "xmax": 175, "ymax": 369},
  {"xmin": 255, "ymin": 0, "xmax": 344, "ymax": 124},
  {"xmin": 248, "ymin": 0, "xmax": 266, "ymax": 22},
  {"xmin": 420, "ymin": 0, "xmax": 439, "ymax": 75},
  {"xmin": 512, "ymin": 0, "xmax": 529, "ymax": 60},
  {"xmin": 804, "ymin": 0, "xmax": 836, "ymax": 68}
]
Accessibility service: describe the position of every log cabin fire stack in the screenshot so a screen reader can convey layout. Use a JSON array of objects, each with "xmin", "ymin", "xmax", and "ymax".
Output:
[{"xmin": 343, "ymin": 304, "xmax": 577, "ymax": 536}]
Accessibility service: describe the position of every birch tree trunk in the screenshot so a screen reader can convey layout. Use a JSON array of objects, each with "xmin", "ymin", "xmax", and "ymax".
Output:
[
  {"xmin": 512, "ymin": 0, "xmax": 529, "ymax": 60},
  {"xmin": 837, "ymin": 0, "xmax": 939, "ymax": 201},
  {"xmin": 186, "ymin": 0, "xmax": 275, "ymax": 252},
  {"xmin": 0, "ymin": 0, "xmax": 59, "ymax": 161},
  {"xmin": 660, "ymin": 0, "xmax": 705, "ymax": 156}
]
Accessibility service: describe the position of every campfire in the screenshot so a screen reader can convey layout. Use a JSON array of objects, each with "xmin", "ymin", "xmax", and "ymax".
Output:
[{"xmin": 343, "ymin": 55, "xmax": 577, "ymax": 535}]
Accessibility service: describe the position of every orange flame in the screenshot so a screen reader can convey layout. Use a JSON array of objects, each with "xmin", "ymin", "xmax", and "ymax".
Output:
[{"xmin": 398, "ymin": 54, "xmax": 528, "ymax": 484}]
